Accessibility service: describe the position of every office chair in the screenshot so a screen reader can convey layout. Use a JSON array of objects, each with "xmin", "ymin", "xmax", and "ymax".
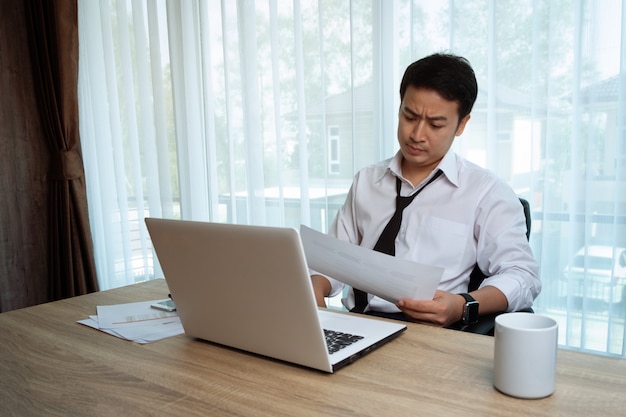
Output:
[{"xmin": 447, "ymin": 197, "xmax": 533, "ymax": 336}]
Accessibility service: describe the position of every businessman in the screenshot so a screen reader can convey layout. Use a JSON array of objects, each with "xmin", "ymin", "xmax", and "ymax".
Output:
[{"xmin": 311, "ymin": 53, "xmax": 541, "ymax": 327}]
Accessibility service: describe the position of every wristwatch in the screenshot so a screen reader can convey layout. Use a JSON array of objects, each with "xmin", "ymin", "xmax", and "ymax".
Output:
[{"xmin": 459, "ymin": 293, "xmax": 479, "ymax": 325}]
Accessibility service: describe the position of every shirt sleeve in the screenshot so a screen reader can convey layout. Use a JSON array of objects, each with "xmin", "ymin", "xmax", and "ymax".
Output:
[{"xmin": 474, "ymin": 184, "xmax": 541, "ymax": 312}]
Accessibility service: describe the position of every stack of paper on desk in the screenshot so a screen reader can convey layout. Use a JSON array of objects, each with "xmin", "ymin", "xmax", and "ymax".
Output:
[{"xmin": 77, "ymin": 299, "xmax": 184, "ymax": 344}]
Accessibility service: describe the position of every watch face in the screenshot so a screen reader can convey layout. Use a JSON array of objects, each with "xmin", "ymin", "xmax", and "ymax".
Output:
[{"xmin": 465, "ymin": 301, "xmax": 479, "ymax": 324}]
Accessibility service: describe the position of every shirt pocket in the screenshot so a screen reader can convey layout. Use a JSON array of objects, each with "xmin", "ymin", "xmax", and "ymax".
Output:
[{"xmin": 405, "ymin": 216, "xmax": 473, "ymax": 271}]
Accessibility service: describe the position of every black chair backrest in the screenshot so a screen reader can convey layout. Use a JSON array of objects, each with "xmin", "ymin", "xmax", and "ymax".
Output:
[{"xmin": 468, "ymin": 198, "xmax": 531, "ymax": 292}]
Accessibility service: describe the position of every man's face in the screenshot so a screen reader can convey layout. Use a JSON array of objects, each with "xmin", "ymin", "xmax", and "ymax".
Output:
[{"xmin": 397, "ymin": 85, "xmax": 469, "ymax": 179}]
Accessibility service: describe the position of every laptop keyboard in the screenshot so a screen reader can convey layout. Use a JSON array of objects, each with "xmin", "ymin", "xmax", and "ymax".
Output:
[{"xmin": 324, "ymin": 329, "xmax": 364, "ymax": 354}]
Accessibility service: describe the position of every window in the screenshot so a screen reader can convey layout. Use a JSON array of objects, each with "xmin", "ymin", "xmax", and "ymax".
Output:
[
  {"xmin": 328, "ymin": 126, "xmax": 340, "ymax": 174},
  {"xmin": 78, "ymin": 0, "xmax": 626, "ymax": 356},
  {"xmin": 571, "ymin": 255, "xmax": 613, "ymax": 270}
]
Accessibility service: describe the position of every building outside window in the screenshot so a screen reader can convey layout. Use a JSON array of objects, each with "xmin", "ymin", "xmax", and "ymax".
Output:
[{"xmin": 328, "ymin": 126, "xmax": 340, "ymax": 175}]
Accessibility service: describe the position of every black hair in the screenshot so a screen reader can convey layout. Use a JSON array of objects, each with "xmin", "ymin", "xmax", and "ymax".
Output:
[{"xmin": 399, "ymin": 53, "xmax": 478, "ymax": 120}]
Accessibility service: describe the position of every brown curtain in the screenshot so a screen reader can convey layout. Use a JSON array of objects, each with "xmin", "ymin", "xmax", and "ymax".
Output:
[{"xmin": 24, "ymin": 0, "xmax": 99, "ymax": 299}]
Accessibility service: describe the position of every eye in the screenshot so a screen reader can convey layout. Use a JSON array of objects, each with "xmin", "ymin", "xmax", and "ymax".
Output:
[{"xmin": 403, "ymin": 113, "xmax": 416, "ymax": 121}]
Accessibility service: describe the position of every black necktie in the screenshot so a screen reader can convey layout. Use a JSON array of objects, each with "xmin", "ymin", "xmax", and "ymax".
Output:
[{"xmin": 351, "ymin": 170, "xmax": 443, "ymax": 313}]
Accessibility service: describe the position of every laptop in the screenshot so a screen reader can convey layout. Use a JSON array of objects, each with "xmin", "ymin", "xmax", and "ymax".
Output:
[{"xmin": 145, "ymin": 218, "xmax": 406, "ymax": 373}]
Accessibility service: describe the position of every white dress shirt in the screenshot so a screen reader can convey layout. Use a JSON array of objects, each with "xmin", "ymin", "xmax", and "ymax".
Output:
[{"xmin": 325, "ymin": 150, "xmax": 541, "ymax": 313}]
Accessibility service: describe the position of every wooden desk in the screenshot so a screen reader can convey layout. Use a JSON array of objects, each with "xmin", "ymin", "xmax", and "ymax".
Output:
[{"xmin": 1, "ymin": 279, "xmax": 625, "ymax": 417}]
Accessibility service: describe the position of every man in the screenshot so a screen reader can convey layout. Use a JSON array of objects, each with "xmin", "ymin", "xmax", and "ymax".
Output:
[{"xmin": 311, "ymin": 53, "xmax": 541, "ymax": 327}]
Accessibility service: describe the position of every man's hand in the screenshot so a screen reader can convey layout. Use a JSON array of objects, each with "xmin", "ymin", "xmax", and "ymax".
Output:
[
  {"xmin": 311, "ymin": 274, "xmax": 331, "ymax": 308},
  {"xmin": 396, "ymin": 286, "xmax": 509, "ymax": 327},
  {"xmin": 396, "ymin": 290, "xmax": 465, "ymax": 327}
]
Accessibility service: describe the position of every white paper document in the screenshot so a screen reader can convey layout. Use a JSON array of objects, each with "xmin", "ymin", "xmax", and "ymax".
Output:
[
  {"xmin": 299, "ymin": 225, "xmax": 444, "ymax": 303},
  {"xmin": 77, "ymin": 299, "xmax": 184, "ymax": 344}
]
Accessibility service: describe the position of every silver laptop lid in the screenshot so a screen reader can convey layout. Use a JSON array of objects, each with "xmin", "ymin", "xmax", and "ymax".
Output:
[{"xmin": 145, "ymin": 218, "xmax": 334, "ymax": 372}]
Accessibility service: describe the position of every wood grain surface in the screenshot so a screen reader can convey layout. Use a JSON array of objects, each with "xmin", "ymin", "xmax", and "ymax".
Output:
[{"xmin": 1, "ymin": 279, "xmax": 625, "ymax": 416}]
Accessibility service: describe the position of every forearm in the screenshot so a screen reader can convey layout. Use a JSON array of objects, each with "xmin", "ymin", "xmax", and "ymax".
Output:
[
  {"xmin": 468, "ymin": 285, "xmax": 508, "ymax": 317},
  {"xmin": 478, "ymin": 266, "xmax": 540, "ymax": 312},
  {"xmin": 311, "ymin": 274, "xmax": 332, "ymax": 308}
]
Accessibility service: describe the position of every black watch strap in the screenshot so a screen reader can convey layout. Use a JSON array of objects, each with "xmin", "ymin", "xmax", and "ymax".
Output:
[
  {"xmin": 459, "ymin": 293, "xmax": 479, "ymax": 325},
  {"xmin": 459, "ymin": 293, "xmax": 476, "ymax": 304}
]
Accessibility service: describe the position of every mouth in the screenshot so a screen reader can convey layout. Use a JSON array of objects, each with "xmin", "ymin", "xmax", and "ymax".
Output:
[{"xmin": 405, "ymin": 143, "xmax": 425, "ymax": 155}]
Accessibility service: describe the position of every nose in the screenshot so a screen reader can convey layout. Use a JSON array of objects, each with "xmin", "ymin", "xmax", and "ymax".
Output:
[{"xmin": 411, "ymin": 120, "xmax": 426, "ymax": 142}]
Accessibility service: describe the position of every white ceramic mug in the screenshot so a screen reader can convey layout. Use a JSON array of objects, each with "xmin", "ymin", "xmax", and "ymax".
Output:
[{"xmin": 493, "ymin": 312, "xmax": 558, "ymax": 399}]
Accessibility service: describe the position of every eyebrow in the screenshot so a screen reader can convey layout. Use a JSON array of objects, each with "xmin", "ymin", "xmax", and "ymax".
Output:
[{"xmin": 401, "ymin": 105, "xmax": 448, "ymax": 122}]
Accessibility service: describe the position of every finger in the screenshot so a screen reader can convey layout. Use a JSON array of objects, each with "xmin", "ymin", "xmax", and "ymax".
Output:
[{"xmin": 398, "ymin": 298, "xmax": 437, "ymax": 313}]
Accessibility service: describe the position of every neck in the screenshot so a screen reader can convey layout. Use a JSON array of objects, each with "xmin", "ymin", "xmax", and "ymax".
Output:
[{"xmin": 401, "ymin": 160, "xmax": 440, "ymax": 186}]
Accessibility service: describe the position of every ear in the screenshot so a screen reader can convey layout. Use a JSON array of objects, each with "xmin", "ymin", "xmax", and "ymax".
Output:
[{"xmin": 455, "ymin": 114, "xmax": 471, "ymax": 136}]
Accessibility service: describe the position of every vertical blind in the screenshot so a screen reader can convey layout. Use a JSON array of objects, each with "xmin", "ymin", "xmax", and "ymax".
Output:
[{"xmin": 78, "ymin": 0, "xmax": 626, "ymax": 356}]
